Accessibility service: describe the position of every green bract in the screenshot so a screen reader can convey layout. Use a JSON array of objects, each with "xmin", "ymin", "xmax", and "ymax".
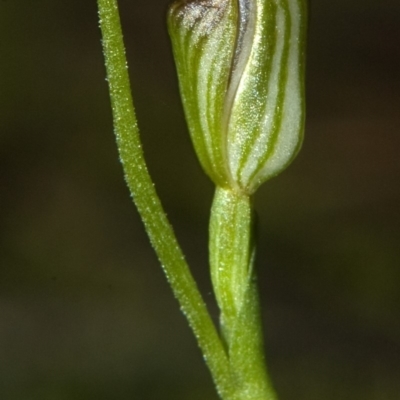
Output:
[{"xmin": 168, "ymin": 0, "xmax": 307, "ymax": 194}]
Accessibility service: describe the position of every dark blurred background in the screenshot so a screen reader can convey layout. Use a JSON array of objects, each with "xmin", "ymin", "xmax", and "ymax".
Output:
[{"xmin": 1, "ymin": 1, "xmax": 399, "ymax": 399}]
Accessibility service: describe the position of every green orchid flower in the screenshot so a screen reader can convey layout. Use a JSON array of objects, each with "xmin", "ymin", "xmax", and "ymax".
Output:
[{"xmin": 168, "ymin": 0, "xmax": 307, "ymax": 194}]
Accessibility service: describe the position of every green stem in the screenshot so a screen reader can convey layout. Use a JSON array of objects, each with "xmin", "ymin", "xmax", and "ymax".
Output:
[
  {"xmin": 210, "ymin": 187, "xmax": 277, "ymax": 400},
  {"xmin": 97, "ymin": 0, "xmax": 233, "ymax": 398}
]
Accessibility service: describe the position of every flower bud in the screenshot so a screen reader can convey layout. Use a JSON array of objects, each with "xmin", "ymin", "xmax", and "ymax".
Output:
[{"xmin": 168, "ymin": 0, "xmax": 307, "ymax": 194}]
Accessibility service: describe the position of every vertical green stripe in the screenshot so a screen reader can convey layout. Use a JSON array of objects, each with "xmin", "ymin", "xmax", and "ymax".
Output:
[{"xmin": 244, "ymin": 0, "xmax": 292, "ymax": 187}]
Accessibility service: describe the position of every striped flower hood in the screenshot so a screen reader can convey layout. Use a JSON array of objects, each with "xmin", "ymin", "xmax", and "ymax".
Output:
[{"xmin": 168, "ymin": 0, "xmax": 307, "ymax": 194}]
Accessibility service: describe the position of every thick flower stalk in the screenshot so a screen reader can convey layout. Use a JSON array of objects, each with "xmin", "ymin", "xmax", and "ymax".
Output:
[{"xmin": 168, "ymin": 0, "xmax": 307, "ymax": 399}]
